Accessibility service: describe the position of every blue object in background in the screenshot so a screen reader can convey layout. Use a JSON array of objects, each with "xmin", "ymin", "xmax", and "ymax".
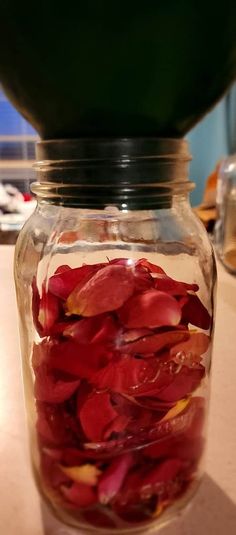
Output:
[{"xmin": 0, "ymin": 89, "xmax": 36, "ymax": 136}]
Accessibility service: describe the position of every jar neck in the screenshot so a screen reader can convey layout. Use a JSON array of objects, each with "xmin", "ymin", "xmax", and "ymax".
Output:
[{"xmin": 32, "ymin": 138, "xmax": 194, "ymax": 210}]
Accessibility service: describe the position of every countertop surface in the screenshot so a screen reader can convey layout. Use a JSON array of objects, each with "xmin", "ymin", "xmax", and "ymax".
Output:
[{"xmin": 1, "ymin": 245, "xmax": 236, "ymax": 535}]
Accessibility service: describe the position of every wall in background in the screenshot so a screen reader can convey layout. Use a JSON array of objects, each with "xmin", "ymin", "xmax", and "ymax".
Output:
[{"xmin": 187, "ymin": 85, "xmax": 236, "ymax": 206}]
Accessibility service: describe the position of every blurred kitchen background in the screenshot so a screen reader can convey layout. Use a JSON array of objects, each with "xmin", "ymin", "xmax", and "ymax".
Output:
[{"xmin": 0, "ymin": 83, "xmax": 236, "ymax": 245}]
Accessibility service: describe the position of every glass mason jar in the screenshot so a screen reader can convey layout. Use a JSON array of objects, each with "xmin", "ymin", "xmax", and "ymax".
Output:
[
  {"xmin": 14, "ymin": 138, "xmax": 216, "ymax": 534},
  {"xmin": 215, "ymin": 154, "xmax": 236, "ymax": 274}
]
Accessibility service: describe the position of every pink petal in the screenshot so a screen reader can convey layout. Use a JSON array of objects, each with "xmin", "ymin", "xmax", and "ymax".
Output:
[
  {"xmin": 66, "ymin": 264, "xmax": 135, "ymax": 316},
  {"xmin": 119, "ymin": 290, "xmax": 181, "ymax": 329},
  {"xmin": 34, "ymin": 363, "xmax": 80, "ymax": 403},
  {"xmin": 181, "ymin": 294, "xmax": 211, "ymax": 330},
  {"xmin": 61, "ymin": 482, "xmax": 97, "ymax": 508},
  {"xmin": 120, "ymin": 329, "xmax": 190, "ymax": 355},
  {"xmin": 79, "ymin": 392, "xmax": 119, "ymax": 442},
  {"xmin": 98, "ymin": 453, "xmax": 133, "ymax": 504},
  {"xmin": 48, "ymin": 263, "xmax": 105, "ymax": 300}
]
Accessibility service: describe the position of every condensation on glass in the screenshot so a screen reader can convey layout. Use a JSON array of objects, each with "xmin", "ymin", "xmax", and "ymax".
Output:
[{"xmin": 14, "ymin": 139, "xmax": 216, "ymax": 534}]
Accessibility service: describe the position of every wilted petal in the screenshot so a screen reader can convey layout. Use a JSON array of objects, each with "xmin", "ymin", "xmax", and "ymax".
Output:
[
  {"xmin": 61, "ymin": 482, "xmax": 97, "ymax": 507},
  {"xmin": 79, "ymin": 392, "xmax": 119, "ymax": 442},
  {"xmin": 66, "ymin": 265, "xmax": 135, "ymax": 316},
  {"xmin": 34, "ymin": 363, "xmax": 80, "ymax": 403},
  {"xmin": 49, "ymin": 263, "xmax": 104, "ymax": 300},
  {"xmin": 119, "ymin": 290, "xmax": 181, "ymax": 329},
  {"xmin": 98, "ymin": 453, "xmax": 133, "ymax": 504},
  {"xmin": 60, "ymin": 464, "xmax": 101, "ymax": 485},
  {"xmin": 181, "ymin": 294, "xmax": 211, "ymax": 330}
]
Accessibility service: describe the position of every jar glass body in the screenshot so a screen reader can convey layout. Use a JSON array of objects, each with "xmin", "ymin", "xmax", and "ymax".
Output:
[{"xmin": 14, "ymin": 191, "xmax": 216, "ymax": 533}]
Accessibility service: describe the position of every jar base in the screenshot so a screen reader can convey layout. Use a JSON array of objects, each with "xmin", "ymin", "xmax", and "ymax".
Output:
[{"xmin": 39, "ymin": 476, "xmax": 202, "ymax": 535}]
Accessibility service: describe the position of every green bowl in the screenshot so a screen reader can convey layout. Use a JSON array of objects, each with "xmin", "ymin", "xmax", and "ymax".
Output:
[{"xmin": 0, "ymin": 0, "xmax": 236, "ymax": 139}]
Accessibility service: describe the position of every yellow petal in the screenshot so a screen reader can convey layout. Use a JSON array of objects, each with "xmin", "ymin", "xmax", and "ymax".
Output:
[
  {"xmin": 153, "ymin": 499, "xmax": 170, "ymax": 517},
  {"xmin": 160, "ymin": 398, "xmax": 190, "ymax": 422},
  {"xmin": 60, "ymin": 463, "xmax": 101, "ymax": 485}
]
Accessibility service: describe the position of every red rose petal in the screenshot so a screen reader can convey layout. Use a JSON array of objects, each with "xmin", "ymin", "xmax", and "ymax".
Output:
[
  {"xmin": 49, "ymin": 339, "xmax": 110, "ymax": 379},
  {"xmin": 119, "ymin": 328, "xmax": 152, "ymax": 343},
  {"xmin": 137, "ymin": 259, "xmax": 166, "ymax": 274},
  {"xmin": 93, "ymin": 356, "xmax": 177, "ymax": 399},
  {"xmin": 34, "ymin": 363, "xmax": 80, "ymax": 403},
  {"xmin": 61, "ymin": 482, "xmax": 97, "ymax": 508},
  {"xmin": 119, "ymin": 290, "xmax": 181, "ymax": 329},
  {"xmin": 181, "ymin": 294, "xmax": 211, "ymax": 330},
  {"xmin": 32, "ymin": 279, "xmax": 60, "ymax": 336},
  {"xmin": 120, "ymin": 329, "xmax": 190, "ymax": 355},
  {"xmin": 39, "ymin": 284, "xmax": 61, "ymax": 334},
  {"xmin": 36, "ymin": 403, "xmax": 79, "ymax": 447},
  {"xmin": 32, "ymin": 277, "xmax": 41, "ymax": 334},
  {"xmin": 66, "ymin": 264, "xmax": 135, "ymax": 316},
  {"xmin": 170, "ymin": 332, "xmax": 210, "ymax": 358},
  {"xmin": 156, "ymin": 365, "xmax": 205, "ymax": 402},
  {"xmin": 64, "ymin": 314, "xmax": 118, "ymax": 345},
  {"xmin": 54, "ymin": 264, "xmax": 71, "ymax": 275},
  {"xmin": 82, "ymin": 509, "xmax": 116, "ymax": 529},
  {"xmin": 155, "ymin": 275, "xmax": 199, "ymax": 295},
  {"xmin": 143, "ymin": 458, "xmax": 183, "ymax": 486},
  {"xmin": 110, "ymin": 259, "xmax": 154, "ymax": 291},
  {"xmin": 48, "ymin": 263, "xmax": 105, "ymax": 300},
  {"xmin": 79, "ymin": 392, "xmax": 119, "ymax": 442},
  {"xmin": 41, "ymin": 452, "xmax": 70, "ymax": 488},
  {"xmin": 104, "ymin": 413, "xmax": 131, "ymax": 440},
  {"xmin": 98, "ymin": 453, "xmax": 133, "ymax": 504}
]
